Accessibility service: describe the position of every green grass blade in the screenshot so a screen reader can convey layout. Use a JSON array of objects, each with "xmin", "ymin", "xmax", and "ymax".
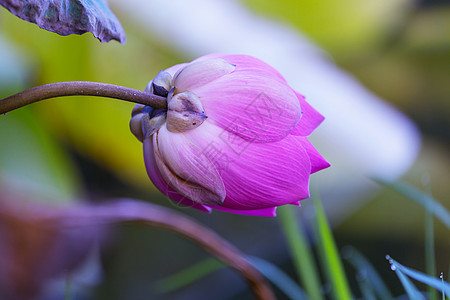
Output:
[
  {"xmin": 313, "ymin": 196, "xmax": 352, "ymax": 300},
  {"xmin": 154, "ymin": 258, "xmax": 224, "ymax": 293},
  {"xmin": 374, "ymin": 179, "xmax": 450, "ymax": 228},
  {"xmin": 342, "ymin": 246, "xmax": 393, "ymax": 299},
  {"xmin": 154, "ymin": 255, "xmax": 309, "ymax": 299},
  {"xmin": 278, "ymin": 205, "xmax": 323, "ymax": 300},
  {"xmin": 248, "ymin": 256, "xmax": 308, "ymax": 300}
]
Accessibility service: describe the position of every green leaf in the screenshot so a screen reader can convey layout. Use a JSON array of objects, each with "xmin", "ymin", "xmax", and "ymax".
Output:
[
  {"xmin": 342, "ymin": 246, "xmax": 393, "ymax": 299},
  {"xmin": 313, "ymin": 196, "xmax": 352, "ymax": 300},
  {"xmin": 0, "ymin": 0, "xmax": 125, "ymax": 43},
  {"xmin": 155, "ymin": 255, "xmax": 308, "ymax": 299},
  {"xmin": 278, "ymin": 205, "xmax": 323, "ymax": 300},
  {"xmin": 388, "ymin": 256, "xmax": 450, "ymax": 296},
  {"xmin": 374, "ymin": 179, "xmax": 450, "ymax": 229},
  {"xmin": 154, "ymin": 258, "xmax": 224, "ymax": 293}
]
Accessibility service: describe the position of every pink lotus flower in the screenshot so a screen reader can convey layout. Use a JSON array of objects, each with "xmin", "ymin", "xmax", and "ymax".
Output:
[{"xmin": 130, "ymin": 54, "xmax": 329, "ymax": 217}]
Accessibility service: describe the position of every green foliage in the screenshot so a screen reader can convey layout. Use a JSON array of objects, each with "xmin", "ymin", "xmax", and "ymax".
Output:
[
  {"xmin": 342, "ymin": 246, "xmax": 393, "ymax": 299},
  {"xmin": 154, "ymin": 256, "xmax": 308, "ymax": 299},
  {"xmin": 312, "ymin": 196, "xmax": 352, "ymax": 300},
  {"xmin": 138, "ymin": 183, "xmax": 448, "ymax": 299},
  {"xmin": 154, "ymin": 258, "xmax": 224, "ymax": 294},
  {"xmin": 278, "ymin": 205, "xmax": 323, "ymax": 300},
  {"xmin": 0, "ymin": 108, "xmax": 80, "ymax": 203}
]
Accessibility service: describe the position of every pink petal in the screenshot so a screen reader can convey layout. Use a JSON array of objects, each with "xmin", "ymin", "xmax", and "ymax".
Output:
[
  {"xmin": 298, "ymin": 137, "xmax": 330, "ymax": 173},
  {"xmin": 191, "ymin": 69, "xmax": 301, "ymax": 143},
  {"xmin": 185, "ymin": 123, "xmax": 312, "ymax": 210},
  {"xmin": 207, "ymin": 205, "xmax": 277, "ymax": 217},
  {"xmin": 173, "ymin": 58, "xmax": 235, "ymax": 92},
  {"xmin": 193, "ymin": 54, "xmax": 287, "ymax": 82},
  {"xmin": 290, "ymin": 91, "xmax": 325, "ymax": 136},
  {"xmin": 153, "ymin": 125, "xmax": 227, "ymax": 206},
  {"xmin": 164, "ymin": 63, "xmax": 188, "ymax": 77},
  {"xmin": 221, "ymin": 136, "xmax": 311, "ymax": 210},
  {"xmin": 168, "ymin": 192, "xmax": 213, "ymax": 213},
  {"xmin": 143, "ymin": 138, "xmax": 212, "ymax": 213}
]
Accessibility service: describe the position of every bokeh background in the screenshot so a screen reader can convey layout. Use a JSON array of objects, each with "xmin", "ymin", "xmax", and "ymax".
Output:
[{"xmin": 0, "ymin": 0, "xmax": 448, "ymax": 299}]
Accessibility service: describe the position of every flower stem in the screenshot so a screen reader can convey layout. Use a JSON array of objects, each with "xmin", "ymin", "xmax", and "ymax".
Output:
[
  {"xmin": 0, "ymin": 81, "xmax": 167, "ymax": 114},
  {"xmin": 48, "ymin": 199, "xmax": 276, "ymax": 300}
]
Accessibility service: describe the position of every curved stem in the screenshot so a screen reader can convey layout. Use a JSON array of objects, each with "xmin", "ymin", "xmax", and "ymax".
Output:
[
  {"xmin": 48, "ymin": 200, "xmax": 276, "ymax": 300},
  {"xmin": 0, "ymin": 81, "xmax": 167, "ymax": 114}
]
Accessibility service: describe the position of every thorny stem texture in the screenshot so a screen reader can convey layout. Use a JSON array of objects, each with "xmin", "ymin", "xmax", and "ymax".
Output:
[
  {"xmin": 0, "ymin": 81, "xmax": 167, "ymax": 114},
  {"xmin": 47, "ymin": 200, "xmax": 276, "ymax": 300}
]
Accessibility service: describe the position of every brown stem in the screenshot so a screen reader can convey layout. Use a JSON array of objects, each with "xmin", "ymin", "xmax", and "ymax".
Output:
[
  {"xmin": 48, "ymin": 200, "xmax": 276, "ymax": 300},
  {"xmin": 0, "ymin": 81, "xmax": 167, "ymax": 114}
]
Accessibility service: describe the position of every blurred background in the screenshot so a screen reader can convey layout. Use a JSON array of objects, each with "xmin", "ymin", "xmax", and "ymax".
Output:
[{"xmin": 0, "ymin": 0, "xmax": 448, "ymax": 299}]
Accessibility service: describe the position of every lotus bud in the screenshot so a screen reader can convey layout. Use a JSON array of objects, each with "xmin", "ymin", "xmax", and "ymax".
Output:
[
  {"xmin": 166, "ymin": 90, "xmax": 207, "ymax": 133},
  {"xmin": 132, "ymin": 54, "xmax": 330, "ymax": 216}
]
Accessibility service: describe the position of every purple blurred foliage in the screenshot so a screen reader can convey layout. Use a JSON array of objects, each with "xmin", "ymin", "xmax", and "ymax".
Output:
[{"xmin": 0, "ymin": 186, "xmax": 107, "ymax": 300}]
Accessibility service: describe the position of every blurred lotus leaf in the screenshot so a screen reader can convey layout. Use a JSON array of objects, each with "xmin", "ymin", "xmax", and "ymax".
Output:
[{"xmin": 0, "ymin": 0, "xmax": 126, "ymax": 43}]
